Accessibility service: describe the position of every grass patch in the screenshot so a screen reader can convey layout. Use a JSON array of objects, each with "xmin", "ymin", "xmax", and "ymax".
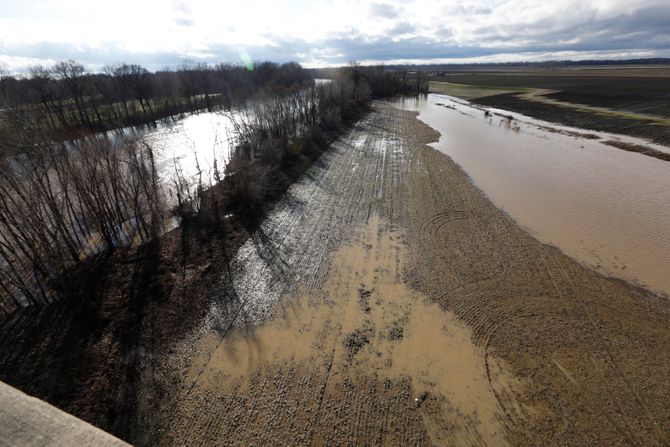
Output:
[{"xmin": 428, "ymin": 81, "xmax": 527, "ymax": 100}]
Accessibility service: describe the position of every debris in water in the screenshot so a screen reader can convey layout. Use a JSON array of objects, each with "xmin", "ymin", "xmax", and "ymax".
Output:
[{"xmin": 414, "ymin": 391, "xmax": 428, "ymax": 408}]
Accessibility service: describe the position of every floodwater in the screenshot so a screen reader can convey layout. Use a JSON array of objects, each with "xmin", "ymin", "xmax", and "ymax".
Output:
[
  {"xmin": 110, "ymin": 111, "xmax": 236, "ymax": 187},
  {"xmin": 392, "ymin": 94, "xmax": 670, "ymax": 297},
  {"xmin": 75, "ymin": 111, "xmax": 236, "ymax": 254},
  {"xmin": 187, "ymin": 215, "xmax": 517, "ymax": 445}
]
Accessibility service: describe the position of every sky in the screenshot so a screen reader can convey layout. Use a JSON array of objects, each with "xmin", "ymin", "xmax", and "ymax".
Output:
[{"xmin": 1, "ymin": 0, "xmax": 670, "ymax": 72}]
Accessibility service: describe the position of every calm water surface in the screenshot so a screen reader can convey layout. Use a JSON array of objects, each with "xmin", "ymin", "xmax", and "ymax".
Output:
[{"xmin": 392, "ymin": 94, "xmax": 670, "ymax": 297}]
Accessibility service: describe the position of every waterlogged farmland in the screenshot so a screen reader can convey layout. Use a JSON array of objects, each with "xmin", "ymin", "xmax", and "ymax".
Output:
[
  {"xmin": 3, "ymin": 0, "xmax": 670, "ymax": 441},
  {"xmin": 1, "ymin": 64, "xmax": 670, "ymax": 446},
  {"xmin": 77, "ymin": 87, "xmax": 670, "ymax": 299},
  {"xmin": 158, "ymin": 103, "xmax": 670, "ymax": 446}
]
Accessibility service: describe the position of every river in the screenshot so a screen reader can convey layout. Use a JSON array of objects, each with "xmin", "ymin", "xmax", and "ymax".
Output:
[
  {"xmin": 110, "ymin": 111, "xmax": 237, "ymax": 188},
  {"xmin": 391, "ymin": 93, "xmax": 670, "ymax": 297}
]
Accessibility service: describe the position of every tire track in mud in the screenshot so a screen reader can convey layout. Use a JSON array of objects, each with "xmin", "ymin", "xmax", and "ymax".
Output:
[
  {"xmin": 180, "ymin": 123, "xmax": 376, "ymax": 396},
  {"xmin": 201, "ymin": 120, "xmax": 386, "ymax": 330},
  {"xmin": 400, "ymin": 103, "xmax": 670, "ymax": 446},
  {"xmin": 157, "ymin": 103, "xmax": 670, "ymax": 446},
  {"xmin": 547, "ymin": 253, "xmax": 667, "ymax": 445},
  {"xmin": 159, "ymin": 109, "xmax": 442, "ymax": 446}
]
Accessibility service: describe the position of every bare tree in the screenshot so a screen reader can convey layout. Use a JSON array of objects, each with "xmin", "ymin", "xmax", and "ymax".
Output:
[
  {"xmin": 53, "ymin": 60, "xmax": 92, "ymax": 128},
  {"xmin": 0, "ymin": 65, "xmax": 10, "ymax": 107},
  {"xmin": 111, "ymin": 64, "xmax": 154, "ymax": 117},
  {"xmin": 0, "ymin": 129, "xmax": 165, "ymax": 310}
]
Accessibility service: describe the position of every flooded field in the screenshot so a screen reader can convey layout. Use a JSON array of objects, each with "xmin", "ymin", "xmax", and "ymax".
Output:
[
  {"xmin": 183, "ymin": 215, "xmax": 516, "ymax": 446},
  {"xmin": 19, "ymin": 93, "xmax": 663, "ymax": 445},
  {"xmin": 392, "ymin": 94, "xmax": 670, "ymax": 297},
  {"xmin": 154, "ymin": 104, "xmax": 670, "ymax": 446},
  {"xmin": 106, "ymin": 93, "xmax": 670, "ymax": 298}
]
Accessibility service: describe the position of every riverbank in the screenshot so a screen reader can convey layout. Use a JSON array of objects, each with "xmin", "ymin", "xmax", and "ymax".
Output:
[{"xmin": 428, "ymin": 67, "xmax": 670, "ymax": 149}]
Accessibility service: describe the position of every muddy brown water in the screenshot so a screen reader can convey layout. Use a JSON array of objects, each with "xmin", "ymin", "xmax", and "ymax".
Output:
[
  {"xmin": 185, "ymin": 215, "xmax": 521, "ymax": 446},
  {"xmin": 392, "ymin": 94, "xmax": 670, "ymax": 297}
]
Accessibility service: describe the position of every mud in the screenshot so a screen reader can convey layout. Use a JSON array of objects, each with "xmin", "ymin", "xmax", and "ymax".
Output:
[
  {"xmin": 155, "ymin": 104, "xmax": 670, "ymax": 446},
  {"xmin": 166, "ymin": 215, "xmax": 517, "ymax": 446}
]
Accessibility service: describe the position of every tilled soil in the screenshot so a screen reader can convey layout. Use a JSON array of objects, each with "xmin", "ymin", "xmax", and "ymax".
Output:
[{"xmin": 156, "ymin": 104, "xmax": 669, "ymax": 445}]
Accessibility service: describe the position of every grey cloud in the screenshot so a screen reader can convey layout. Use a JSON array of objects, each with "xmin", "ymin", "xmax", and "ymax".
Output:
[
  {"xmin": 175, "ymin": 18, "xmax": 194, "ymax": 26},
  {"xmin": 388, "ymin": 21, "xmax": 416, "ymax": 35},
  {"xmin": 2, "ymin": 2, "xmax": 670, "ymax": 71},
  {"xmin": 472, "ymin": 7, "xmax": 491, "ymax": 15},
  {"xmin": 172, "ymin": 0, "xmax": 193, "ymax": 27},
  {"xmin": 369, "ymin": 3, "xmax": 399, "ymax": 19},
  {"xmin": 452, "ymin": 5, "xmax": 492, "ymax": 15},
  {"xmin": 0, "ymin": 41, "xmax": 197, "ymax": 71},
  {"xmin": 465, "ymin": 4, "xmax": 670, "ymax": 52}
]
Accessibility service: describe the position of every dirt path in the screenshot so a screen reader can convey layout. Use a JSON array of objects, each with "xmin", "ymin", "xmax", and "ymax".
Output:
[{"xmin": 156, "ymin": 104, "xmax": 670, "ymax": 446}]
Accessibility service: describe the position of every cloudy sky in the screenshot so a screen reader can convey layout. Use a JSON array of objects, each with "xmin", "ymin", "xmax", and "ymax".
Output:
[{"xmin": 1, "ymin": 0, "xmax": 669, "ymax": 71}]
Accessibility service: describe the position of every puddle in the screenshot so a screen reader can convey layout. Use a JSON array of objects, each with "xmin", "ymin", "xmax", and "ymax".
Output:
[
  {"xmin": 392, "ymin": 94, "xmax": 670, "ymax": 297},
  {"xmin": 187, "ymin": 215, "xmax": 522, "ymax": 445}
]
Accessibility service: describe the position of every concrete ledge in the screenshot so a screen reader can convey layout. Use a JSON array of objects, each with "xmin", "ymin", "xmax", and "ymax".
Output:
[{"xmin": 0, "ymin": 381, "xmax": 130, "ymax": 447}]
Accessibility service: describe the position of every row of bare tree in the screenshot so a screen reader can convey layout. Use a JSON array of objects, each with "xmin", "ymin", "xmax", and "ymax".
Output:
[
  {"xmin": 220, "ymin": 66, "xmax": 424, "ymax": 219},
  {"xmin": 317, "ymin": 64, "xmax": 429, "ymax": 97},
  {"xmin": 0, "ymin": 60, "xmax": 319, "ymax": 312},
  {"xmin": 0, "ymin": 61, "xmax": 313, "ymax": 139},
  {"xmin": 0, "ymin": 134, "xmax": 163, "ymax": 312},
  {"xmin": 229, "ymin": 65, "xmax": 426, "ymax": 164},
  {"xmin": 0, "ymin": 62, "xmax": 424, "ymax": 312}
]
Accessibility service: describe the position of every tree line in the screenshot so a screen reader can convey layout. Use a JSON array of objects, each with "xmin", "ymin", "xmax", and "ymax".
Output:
[
  {"xmin": 315, "ymin": 65, "xmax": 429, "ymax": 97},
  {"xmin": 0, "ymin": 61, "xmax": 312, "ymax": 144}
]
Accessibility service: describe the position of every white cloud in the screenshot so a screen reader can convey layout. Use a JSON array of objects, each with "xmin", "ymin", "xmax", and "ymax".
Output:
[{"xmin": 0, "ymin": 0, "xmax": 669, "ymax": 71}]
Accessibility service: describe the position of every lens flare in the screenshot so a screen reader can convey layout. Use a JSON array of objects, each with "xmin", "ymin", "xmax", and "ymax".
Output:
[{"xmin": 238, "ymin": 49, "xmax": 254, "ymax": 71}]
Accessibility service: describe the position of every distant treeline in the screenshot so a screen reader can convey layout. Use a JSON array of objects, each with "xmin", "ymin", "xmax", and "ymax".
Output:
[
  {"xmin": 310, "ymin": 58, "xmax": 670, "ymax": 74},
  {"xmin": 314, "ymin": 65, "xmax": 429, "ymax": 97},
  {"xmin": 0, "ymin": 61, "xmax": 313, "ymax": 142}
]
